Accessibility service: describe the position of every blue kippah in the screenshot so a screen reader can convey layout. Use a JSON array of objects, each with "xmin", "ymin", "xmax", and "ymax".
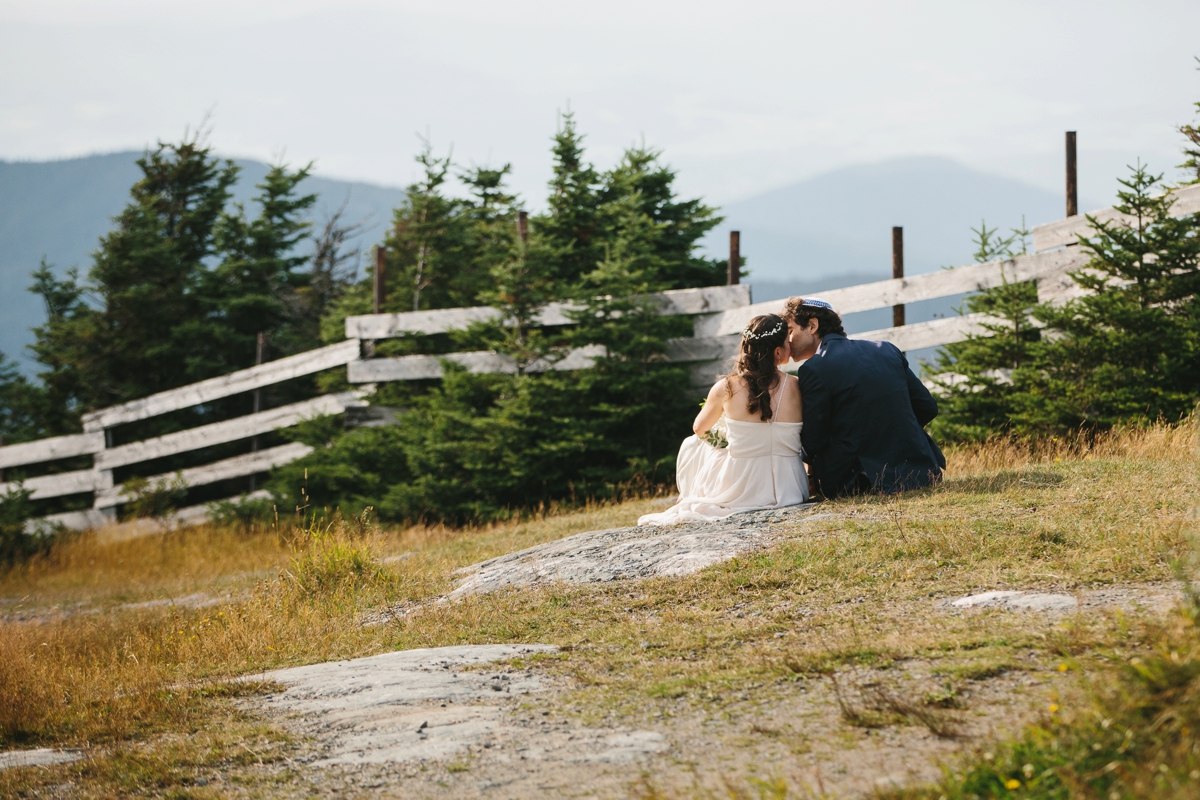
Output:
[{"xmin": 802, "ymin": 298, "xmax": 833, "ymax": 310}]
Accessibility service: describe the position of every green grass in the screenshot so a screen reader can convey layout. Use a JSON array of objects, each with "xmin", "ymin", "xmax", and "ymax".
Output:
[{"xmin": 0, "ymin": 420, "xmax": 1195, "ymax": 797}]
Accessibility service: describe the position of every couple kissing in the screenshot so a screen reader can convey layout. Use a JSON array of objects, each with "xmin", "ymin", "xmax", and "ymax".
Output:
[{"xmin": 638, "ymin": 296, "xmax": 946, "ymax": 526}]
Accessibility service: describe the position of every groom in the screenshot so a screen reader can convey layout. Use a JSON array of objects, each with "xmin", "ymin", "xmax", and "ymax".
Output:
[{"xmin": 782, "ymin": 297, "xmax": 945, "ymax": 498}]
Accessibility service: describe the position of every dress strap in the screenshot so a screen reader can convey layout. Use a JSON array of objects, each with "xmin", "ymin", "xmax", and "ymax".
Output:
[{"xmin": 768, "ymin": 373, "xmax": 785, "ymax": 424}]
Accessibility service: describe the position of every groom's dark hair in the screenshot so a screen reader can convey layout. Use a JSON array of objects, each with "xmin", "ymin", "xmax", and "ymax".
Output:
[{"xmin": 783, "ymin": 297, "xmax": 845, "ymax": 338}]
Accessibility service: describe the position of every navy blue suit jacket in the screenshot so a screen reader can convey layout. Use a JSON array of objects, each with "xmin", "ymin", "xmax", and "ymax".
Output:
[{"xmin": 797, "ymin": 334, "xmax": 945, "ymax": 498}]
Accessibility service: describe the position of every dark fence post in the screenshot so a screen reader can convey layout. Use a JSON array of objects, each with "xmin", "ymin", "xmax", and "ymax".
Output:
[
  {"xmin": 892, "ymin": 226, "xmax": 905, "ymax": 328},
  {"xmin": 373, "ymin": 246, "xmax": 387, "ymax": 315},
  {"xmin": 250, "ymin": 332, "xmax": 269, "ymax": 489},
  {"xmin": 728, "ymin": 231, "xmax": 740, "ymax": 285},
  {"xmin": 1066, "ymin": 131, "xmax": 1078, "ymax": 218}
]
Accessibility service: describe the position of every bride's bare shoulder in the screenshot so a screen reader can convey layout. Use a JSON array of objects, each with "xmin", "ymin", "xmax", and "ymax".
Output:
[{"xmin": 721, "ymin": 374, "xmax": 747, "ymax": 394}]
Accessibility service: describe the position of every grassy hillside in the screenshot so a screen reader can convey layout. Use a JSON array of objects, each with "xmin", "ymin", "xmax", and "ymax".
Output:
[{"xmin": 0, "ymin": 421, "xmax": 1194, "ymax": 797}]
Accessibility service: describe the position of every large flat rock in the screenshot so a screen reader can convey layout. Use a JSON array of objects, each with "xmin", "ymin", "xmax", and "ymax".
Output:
[
  {"xmin": 0, "ymin": 748, "xmax": 83, "ymax": 771},
  {"xmin": 255, "ymin": 644, "xmax": 666, "ymax": 770},
  {"xmin": 450, "ymin": 505, "xmax": 828, "ymax": 599}
]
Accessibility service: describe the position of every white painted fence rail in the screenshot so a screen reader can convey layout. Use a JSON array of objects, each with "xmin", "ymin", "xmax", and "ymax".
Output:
[
  {"xmin": 5, "ymin": 176, "xmax": 1194, "ymax": 532},
  {"xmin": 93, "ymin": 392, "xmax": 366, "ymax": 471},
  {"xmin": 345, "ymin": 285, "xmax": 752, "ymax": 339},
  {"xmin": 1030, "ymin": 183, "xmax": 1200, "ymax": 253},
  {"xmin": 694, "ymin": 247, "xmax": 1091, "ymax": 339},
  {"xmin": 0, "ymin": 432, "xmax": 105, "ymax": 470},
  {"xmin": 80, "ymin": 339, "xmax": 362, "ymax": 432},
  {"xmin": 93, "ymin": 442, "xmax": 313, "ymax": 509}
]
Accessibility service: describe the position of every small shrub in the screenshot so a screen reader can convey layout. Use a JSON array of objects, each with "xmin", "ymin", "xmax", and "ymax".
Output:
[
  {"xmin": 122, "ymin": 473, "xmax": 187, "ymax": 519},
  {"xmin": 0, "ymin": 485, "xmax": 54, "ymax": 565},
  {"xmin": 282, "ymin": 518, "xmax": 392, "ymax": 598},
  {"xmin": 207, "ymin": 495, "xmax": 277, "ymax": 530}
]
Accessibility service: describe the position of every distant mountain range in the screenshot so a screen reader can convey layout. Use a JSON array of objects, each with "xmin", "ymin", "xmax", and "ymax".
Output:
[
  {"xmin": 0, "ymin": 152, "xmax": 406, "ymax": 372},
  {"xmin": 698, "ymin": 156, "xmax": 1098, "ymax": 352},
  {"xmin": 1, "ymin": 152, "xmax": 1094, "ymax": 373}
]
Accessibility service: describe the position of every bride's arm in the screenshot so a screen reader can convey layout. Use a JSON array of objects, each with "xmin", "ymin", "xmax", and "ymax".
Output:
[{"xmin": 693, "ymin": 379, "xmax": 728, "ymax": 436}]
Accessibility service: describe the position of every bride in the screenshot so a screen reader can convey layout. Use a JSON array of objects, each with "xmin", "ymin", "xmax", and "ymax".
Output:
[{"xmin": 638, "ymin": 313, "xmax": 809, "ymax": 526}]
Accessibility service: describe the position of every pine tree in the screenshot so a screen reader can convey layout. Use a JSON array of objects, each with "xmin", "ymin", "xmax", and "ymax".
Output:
[
  {"xmin": 381, "ymin": 141, "xmax": 471, "ymax": 311},
  {"xmin": 598, "ymin": 145, "xmax": 726, "ymax": 288},
  {"xmin": 460, "ymin": 163, "xmax": 520, "ymax": 281},
  {"xmin": 29, "ymin": 135, "xmax": 238, "ymax": 418},
  {"xmin": 537, "ymin": 112, "xmax": 603, "ymax": 284},
  {"xmin": 196, "ymin": 161, "xmax": 318, "ymax": 370},
  {"xmin": 928, "ymin": 219, "xmax": 1042, "ymax": 442},
  {"xmin": 0, "ymin": 353, "xmax": 47, "ymax": 444},
  {"xmin": 1030, "ymin": 163, "xmax": 1200, "ymax": 430},
  {"xmin": 1179, "ymin": 58, "xmax": 1200, "ymax": 185}
]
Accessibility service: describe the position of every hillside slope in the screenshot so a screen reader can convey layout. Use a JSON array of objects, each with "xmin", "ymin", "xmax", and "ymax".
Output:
[{"xmin": 707, "ymin": 155, "xmax": 1094, "ymax": 286}]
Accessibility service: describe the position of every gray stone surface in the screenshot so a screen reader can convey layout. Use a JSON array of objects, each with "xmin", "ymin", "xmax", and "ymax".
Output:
[
  {"xmin": 255, "ymin": 644, "xmax": 665, "ymax": 769},
  {"xmin": 952, "ymin": 590, "xmax": 1078, "ymax": 611},
  {"xmin": 450, "ymin": 504, "xmax": 828, "ymax": 599},
  {"xmin": 0, "ymin": 748, "xmax": 83, "ymax": 771}
]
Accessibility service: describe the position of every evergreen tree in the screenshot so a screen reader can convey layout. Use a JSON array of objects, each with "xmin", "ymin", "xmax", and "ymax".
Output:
[
  {"xmin": 381, "ymin": 141, "xmax": 471, "ymax": 311},
  {"xmin": 194, "ymin": 161, "xmax": 318, "ymax": 370},
  {"xmin": 537, "ymin": 112, "xmax": 603, "ymax": 284},
  {"xmin": 1179, "ymin": 58, "xmax": 1200, "ymax": 185},
  {"xmin": 1031, "ymin": 163, "xmax": 1200, "ymax": 430},
  {"xmin": 319, "ymin": 142, "xmax": 479, "ymax": 345},
  {"xmin": 565, "ymin": 191, "xmax": 696, "ymax": 481},
  {"xmin": 460, "ymin": 163, "xmax": 521, "ymax": 284},
  {"xmin": 931, "ymin": 163, "xmax": 1200, "ymax": 441},
  {"xmin": 26, "ymin": 263, "xmax": 92, "ymax": 432},
  {"xmin": 598, "ymin": 145, "xmax": 726, "ymax": 288},
  {"xmin": 285, "ymin": 117, "xmax": 718, "ymax": 523},
  {"xmin": 0, "ymin": 353, "xmax": 47, "ymax": 444},
  {"xmin": 29, "ymin": 136, "xmax": 238, "ymax": 418},
  {"xmin": 928, "ymin": 220, "xmax": 1042, "ymax": 442}
]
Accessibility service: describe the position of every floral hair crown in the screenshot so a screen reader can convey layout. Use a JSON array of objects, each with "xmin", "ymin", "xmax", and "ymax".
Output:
[{"xmin": 741, "ymin": 320, "xmax": 784, "ymax": 341}]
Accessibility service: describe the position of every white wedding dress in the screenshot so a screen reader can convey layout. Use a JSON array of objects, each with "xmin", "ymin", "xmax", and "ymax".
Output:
[{"xmin": 638, "ymin": 376, "xmax": 808, "ymax": 526}]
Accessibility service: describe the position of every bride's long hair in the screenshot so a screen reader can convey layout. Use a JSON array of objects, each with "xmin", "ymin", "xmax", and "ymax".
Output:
[{"xmin": 727, "ymin": 313, "xmax": 787, "ymax": 421}]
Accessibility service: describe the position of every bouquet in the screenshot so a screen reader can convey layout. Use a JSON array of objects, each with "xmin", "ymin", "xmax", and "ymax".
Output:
[{"xmin": 701, "ymin": 416, "xmax": 729, "ymax": 449}]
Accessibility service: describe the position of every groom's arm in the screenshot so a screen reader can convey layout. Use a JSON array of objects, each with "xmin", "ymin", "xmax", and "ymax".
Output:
[
  {"xmin": 900, "ymin": 350, "xmax": 938, "ymax": 427},
  {"xmin": 796, "ymin": 368, "xmax": 832, "ymax": 455}
]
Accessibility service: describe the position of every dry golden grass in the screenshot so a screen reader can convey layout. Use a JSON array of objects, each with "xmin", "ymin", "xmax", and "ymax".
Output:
[
  {"xmin": 0, "ymin": 420, "xmax": 1195, "ymax": 797},
  {"xmin": 941, "ymin": 417, "xmax": 1197, "ymax": 474},
  {"xmin": 0, "ymin": 496, "xmax": 666, "ymax": 752},
  {"xmin": 1, "ymin": 496, "xmax": 663, "ymax": 612}
]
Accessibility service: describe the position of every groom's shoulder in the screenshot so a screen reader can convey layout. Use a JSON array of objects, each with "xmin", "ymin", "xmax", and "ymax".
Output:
[{"xmin": 804, "ymin": 335, "xmax": 900, "ymax": 374}]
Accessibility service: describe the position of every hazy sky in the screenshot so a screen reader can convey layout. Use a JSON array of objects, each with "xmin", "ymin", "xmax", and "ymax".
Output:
[{"xmin": 2, "ymin": 0, "xmax": 1199, "ymax": 208}]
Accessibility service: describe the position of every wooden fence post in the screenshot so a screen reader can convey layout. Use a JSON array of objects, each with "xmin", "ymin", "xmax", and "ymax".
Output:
[
  {"xmin": 1066, "ymin": 131, "xmax": 1078, "ymax": 218},
  {"xmin": 892, "ymin": 226, "xmax": 905, "ymax": 328},
  {"xmin": 373, "ymin": 246, "xmax": 387, "ymax": 315},
  {"xmin": 250, "ymin": 331, "xmax": 269, "ymax": 489},
  {"xmin": 728, "ymin": 231, "xmax": 740, "ymax": 285}
]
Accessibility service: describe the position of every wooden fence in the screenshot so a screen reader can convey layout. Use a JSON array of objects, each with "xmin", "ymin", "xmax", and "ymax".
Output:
[{"xmin": 3, "ymin": 182, "xmax": 1198, "ymax": 532}]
